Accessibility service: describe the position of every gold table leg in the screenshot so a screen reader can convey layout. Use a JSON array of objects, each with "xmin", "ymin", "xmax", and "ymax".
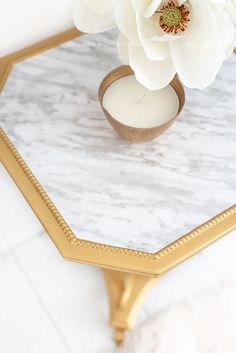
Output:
[{"xmin": 103, "ymin": 269, "xmax": 158, "ymax": 343}]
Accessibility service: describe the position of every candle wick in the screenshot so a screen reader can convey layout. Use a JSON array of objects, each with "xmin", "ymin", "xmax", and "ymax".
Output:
[{"xmin": 136, "ymin": 94, "xmax": 146, "ymax": 105}]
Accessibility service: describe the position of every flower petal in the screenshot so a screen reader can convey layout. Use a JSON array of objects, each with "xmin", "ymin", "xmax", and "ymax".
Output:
[
  {"xmin": 84, "ymin": 0, "xmax": 107, "ymax": 15},
  {"xmin": 144, "ymin": 0, "xmax": 162, "ymax": 18},
  {"xmin": 73, "ymin": 0, "xmax": 117, "ymax": 33},
  {"xmin": 102, "ymin": 0, "xmax": 119, "ymax": 26},
  {"xmin": 116, "ymin": 0, "xmax": 140, "ymax": 44},
  {"xmin": 170, "ymin": 39, "xmax": 224, "ymax": 89},
  {"xmin": 117, "ymin": 32, "xmax": 130, "ymax": 64},
  {"xmin": 211, "ymin": 1, "xmax": 235, "ymax": 56},
  {"xmin": 135, "ymin": 4, "xmax": 169, "ymax": 60},
  {"xmin": 170, "ymin": 0, "xmax": 235, "ymax": 88},
  {"xmin": 185, "ymin": 0, "xmax": 233, "ymax": 50},
  {"xmin": 131, "ymin": 0, "xmax": 152, "ymax": 10},
  {"xmin": 224, "ymin": 0, "xmax": 236, "ymax": 49},
  {"xmin": 129, "ymin": 44, "xmax": 176, "ymax": 90}
]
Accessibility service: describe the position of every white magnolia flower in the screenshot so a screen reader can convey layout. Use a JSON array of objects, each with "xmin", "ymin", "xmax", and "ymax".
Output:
[
  {"xmin": 74, "ymin": 0, "xmax": 118, "ymax": 33},
  {"xmin": 74, "ymin": 0, "xmax": 236, "ymax": 90},
  {"xmin": 225, "ymin": 0, "xmax": 236, "ymax": 45}
]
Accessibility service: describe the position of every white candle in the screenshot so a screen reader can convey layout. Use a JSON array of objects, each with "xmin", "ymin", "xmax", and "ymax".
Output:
[{"xmin": 103, "ymin": 75, "xmax": 180, "ymax": 129}]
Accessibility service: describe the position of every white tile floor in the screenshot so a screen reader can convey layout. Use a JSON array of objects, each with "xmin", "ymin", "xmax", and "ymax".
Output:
[
  {"xmin": 0, "ymin": 165, "xmax": 235, "ymax": 352},
  {"xmin": 0, "ymin": 253, "xmax": 68, "ymax": 353},
  {"xmin": 0, "ymin": 164, "xmax": 42, "ymax": 255}
]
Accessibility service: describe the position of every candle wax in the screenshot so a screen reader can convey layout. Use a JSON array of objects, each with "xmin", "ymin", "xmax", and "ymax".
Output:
[{"xmin": 103, "ymin": 75, "xmax": 180, "ymax": 129}]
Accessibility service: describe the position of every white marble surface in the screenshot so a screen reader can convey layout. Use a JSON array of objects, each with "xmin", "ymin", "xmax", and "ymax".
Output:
[
  {"xmin": 0, "ymin": 171, "xmax": 235, "ymax": 353},
  {"xmin": 0, "ymin": 32, "xmax": 235, "ymax": 252},
  {"xmin": 0, "ymin": 33, "xmax": 236, "ymax": 251},
  {"xmin": 0, "ymin": 33, "xmax": 236, "ymax": 353},
  {"xmin": 0, "ymin": 31, "xmax": 235, "ymax": 351}
]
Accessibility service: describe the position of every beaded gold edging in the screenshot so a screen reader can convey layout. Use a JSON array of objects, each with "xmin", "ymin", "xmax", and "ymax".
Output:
[
  {"xmin": 0, "ymin": 128, "xmax": 153, "ymax": 260},
  {"xmin": 0, "ymin": 128, "xmax": 235, "ymax": 261},
  {"xmin": 156, "ymin": 204, "xmax": 236, "ymax": 259}
]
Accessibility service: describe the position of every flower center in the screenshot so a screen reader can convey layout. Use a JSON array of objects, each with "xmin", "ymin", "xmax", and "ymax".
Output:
[
  {"xmin": 157, "ymin": 1, "xmax": 190, "ymax": 34},
  {"xmin": 162, "ymin": 7, "xmax": 182, "ymax": 27}
]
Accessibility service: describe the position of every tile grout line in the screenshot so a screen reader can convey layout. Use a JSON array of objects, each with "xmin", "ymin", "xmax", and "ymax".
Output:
[
  {"xmin": 0, "ymin": 231, "xmax": 44, "ymax": 259},
  {"xmin": 200, "ymin": 252, "xmax": 227, "ymax": 283},
  {"xmin": 11, "ymin": 251, "xmax": 74, "ymax": 353}
]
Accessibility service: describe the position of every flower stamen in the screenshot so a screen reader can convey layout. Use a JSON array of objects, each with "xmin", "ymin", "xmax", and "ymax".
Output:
[{"xmin": 156, "ymin": 1, "xmax": 190, "ymax": 34}]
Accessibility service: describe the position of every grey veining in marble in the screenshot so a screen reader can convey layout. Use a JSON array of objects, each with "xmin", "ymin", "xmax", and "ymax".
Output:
[{"xmin": 0, "ymin": 31, "xmax": 235, "ymax": 252}]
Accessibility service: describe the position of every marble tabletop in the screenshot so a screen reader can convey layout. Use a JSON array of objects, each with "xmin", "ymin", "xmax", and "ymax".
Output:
[
  {"xmin": 0, "ymin": 30, "xmax": 235, "ymax": 253},
  {"xmin": 0, "ymin": 160, "xmax": 236, "ymax": 353},
  {"xmin": 0, "ymin": 30, "xmax": 236, "ymax": 353}
]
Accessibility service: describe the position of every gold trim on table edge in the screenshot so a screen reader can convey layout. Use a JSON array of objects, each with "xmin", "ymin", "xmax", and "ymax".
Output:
[
  {"xmin": 0, "ymin": 27, "xmax": 235, "ymax": 95},
  {"xmin": 1, "ymin": 127, "xmax": 235, "ymax": 277},
  {"xmin": 1, "ymin": 26, "xmax": 235, "ymax": 342},
  {"xmin": 0, "ymin": 27, "xmax": 82, "ymax": 93}
]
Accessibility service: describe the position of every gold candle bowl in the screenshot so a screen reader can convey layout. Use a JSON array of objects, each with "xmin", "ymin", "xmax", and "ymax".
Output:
[{"xmin": 98, "ymin": 65, "xmax": 185, "ymax": 142}]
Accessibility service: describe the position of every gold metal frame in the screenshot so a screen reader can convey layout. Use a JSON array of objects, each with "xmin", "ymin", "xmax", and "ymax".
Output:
[
  {"xmin": 1, "ymin": 30, "xmax": 236, "ymax": 342},
  {"xmin": 1, "ymin": 128, "xmax": 236, "ymax": 341},
  {"xmin": 1, "ymin": 127, "xmax": 235, "ymax": 277},
  {"xmin": 0, "ymin": 28, "xmax": 82, "ymax": 93}
]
